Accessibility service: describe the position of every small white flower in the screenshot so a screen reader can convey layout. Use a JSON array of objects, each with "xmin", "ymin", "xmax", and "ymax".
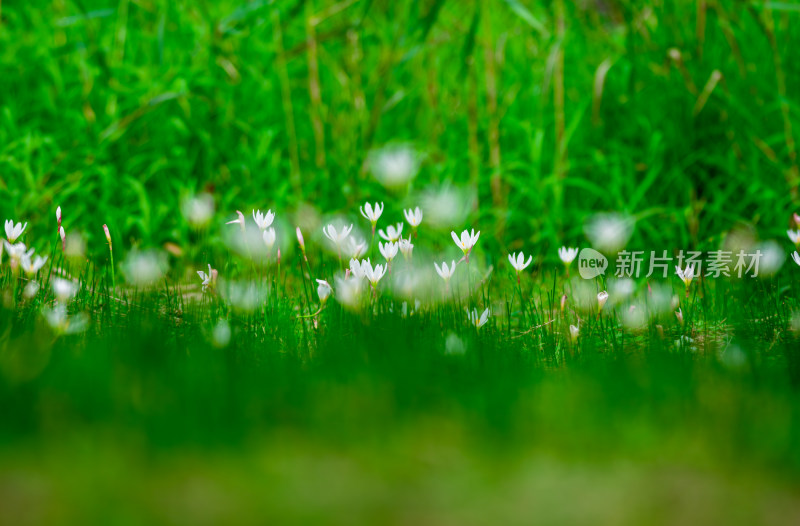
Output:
[
  {"xmin": 347, "ymin": 237, "xmax": 367, "ymax": 259},
  {"xmin": 675, "ymin": 264, "xmax": 696, "ymax": 288},
  {"xmin": 122, "ymin": 250, "xmax": 168, "ymax": 286},
  {"xmin": 569, "ymin": 324, "xmax": 580, "ymax": 342},
  {"xmin": 398, "ymin": 238, "xmax": 414, "ymax": 259},
  {"xmin": 24, "ymin": 280, "xmax": 40, "ymax": 299},
  {"xmin": 3, "ymin": 241, "xmax": 33, "ymax": 261},
  {"xmin": 56, "ymin": 206, "xmax": 62, "ymax": 226},
  {"xmin": 403, "ymin": 207, "xmax": 423, "ymax": 228},
  {"xmin": 349, "ymin": 258, "xmax": 367, "ymax": 280},
  {"xmin": 181, "ymin": 193, "xmax": 215, "ymax": 227},
  {"xmin": 334, "ymin": 274, "xmax": 363, "ymax": 308},
  {"xmin": 508, "ymin": 252, "xmax": 532, "ymax": 273},
  {"xmin": 52, "ymin": 277, "xmax": 79, "ymax": 302},
  {"xmin": 212, "ymin": 319, "xmax": 231, "ymax": 348},
  {"xmin": 675, "ymin": 308, "xmax": 684, "ymax": 326},
  {"xmin": 597, "ymin": 291, "xmax": 609, "ymax": 311},
  {"xmin": 262, "ymin": 227, "xmax": 277, "ymax": 250},
  {"xmin": 359, "ymin": 202, "xmax": 384, "ymax": 228},
  {"xmin": 220, "ymin": 280, "xmax": 263, "ymax": 312},
  {"xmin": 467, "ymin": 307, "xmax": 490, "ymax": 329},
  {"xmin": 451, "ymin": 229, "xmax": 480, "ymax": 258},
  {"xmin": 316, "ymin": 279, "xmax": 332, "ymax": 303},
  {"xmin": 378, "ymin": 223, "xmax": 404, "ymax": 242},
  {"xmin": 197, "ymin": 264, "xmax": 218, "ymax": 292},
  {"xmin": 793, "ymin": 251, "xmax": 800, "ymax": 267},
  {"xmin": 323, "ymin": 224, "xmax": 353, "ymax": 245},
  {"xmin": 59, "ymin": 226, "xmax": 66, "ymax": 250},
  {"xmin": 103, "ymin": 224, "xmax": 112, "ymax": 247},
  {"xmin": 253, "ymin": 209, "xmax": 275, "ymax": 230},
  {"xmin": 43, "ymin": 304, "xmax": 88, "ymax": 335},
  {"xmin": 21, "ymin": 253, "xmax": 48, "ymax": 275},
  {"xmin": 379, "ymin": 241, "xmax": 398, "ymax": 262},
  {"xmin": 434, "ymin": 260, "xmax": 457, "ymax": 282},
  {"xmin": 584, "ymin": 213, "xmax": 633, "ymax": 253},
  {"xmin": 788, "ymin": 230, "xmax": 800, "ymax": 246},
  {"xmin": 362, "ymin": 259, "xmax": 387, "ymax": 287},
  {"xmin": 226, "ymin": 210, "xmax": 246, "ymax": 231},
  {"xmin": 558, "ymin": 246, "xmax": 579, "ymax": 265},
  {"xmin": 369, "ymin": 145, "xmax": 420, "ymax": 188},
  {"xmin": 4, "ymin": 220, "xmax": 27, "ymax": 243}
]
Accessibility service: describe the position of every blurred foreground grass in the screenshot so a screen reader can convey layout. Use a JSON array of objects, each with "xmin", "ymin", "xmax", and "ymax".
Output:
[{"xmin": 1, "ymin": 284, "xmax": 800, "ymax": 524}]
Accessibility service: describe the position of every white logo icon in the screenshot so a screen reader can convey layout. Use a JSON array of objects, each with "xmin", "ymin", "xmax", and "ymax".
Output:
[{"xmin": 578, "ymin": 248, "xmax": 608, "ymax": 279}]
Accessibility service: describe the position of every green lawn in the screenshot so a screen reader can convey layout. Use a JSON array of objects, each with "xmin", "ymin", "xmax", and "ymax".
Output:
[{"xmin": 2, "ymin": 1, "xmax": 800, "ymax": 523}]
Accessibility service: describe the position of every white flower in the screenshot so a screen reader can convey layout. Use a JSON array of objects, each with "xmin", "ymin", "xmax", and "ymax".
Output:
[
  {"xmin": 398, "ymin": 238, "xmax": 414, "ymax": 259},
  {"xmin": 347, "ymin": 237, "xmax": 367, "ymax": 259},
  {"xmin": 21, "ymin": 253, "xmax": 48, "ymax": 275},
  {"xmin": 226, "ymin": 210, "xmax": 246, "ymax": 231},
  {"xmin": 359, "ymin": 202, "xmax": 384, "ymax": 228},
  {"xmin": 212, "ymin": 319, "xmax": 231, "ymax": 348},
  {"xmin": 334, "ymin": 274, "xmax": 362, "ymax": 308},
  {"xmin": 379, "ymin": 241, "xmax": 398, "ymax": 262},
  {"xmin": 5, "ymin": 220, "xmax": 27, "ymax": 243},
  {"xmin": 122, "ymin": 250, "xmax": 168, "ymax": 286},
  {"xmin": 569, "ymin": 324, "xmax": 579, "ymax": 342},
  {"xmin": 434, "ymin": 260, "xmax": 457, "ymax": 282},
  {"xmin": 451, "ymin": 229, "xmax": 480, "ymax": 258},
  {"xmin": 793, "ymin": 251, "xmax": 800, "ymax": 267},
  {"xmin": 56, "ymin": 206, "xmax": 62, "ymax": 226},
  {"xmin": 24, "ymin": 280, "xmax": 40, "ymax": 298},
  {"xmin": 597, "ymin": 291, "xmax": 609, "ymax": 311},
  {"xmin": 3, "ymin": 241, "xmax": 33, "ymax": 261},
  {"xmin": 349, "ymin": 258, "xmax": 367, "ymax": 280},
  {"xmin": 467, "ymin": 307, "xmax": 490, "ymax": 329},
  {"xmin": 675, "ymin": 308, "xmax": 684, "ymax": 326},
  {"xmin": 181, "ymin": 193, "xmax": 215, "ymax": 227},
  {"xmin": 253, "ymin": 209, "xmax": 275, "ymax": 230},
  {"xmin": 362, "ymin": 259, "xmax": 387, "ymax": 287},
  {"xmin": 52, "ymin": 277, "xmax": 79, "ymax": 302},
  {"xmin": 197, "ymin": 264, "xmax": 218, "ymax": 292},
  {"xmin": 378, "ymin": 223, "xmax": 403, "ymax": 242},
  {"xmin": 403, "ymin": 207, "xmax": 423, "ymax": 228},
  {"xmin": 788, "ymin": 230, "xmax": 800, "ymax": 246},
  {"xmin": 508, "ymin": 251, "xmax": 532, "ymax": 273},
  {"xmin": 103, "ymin": 224, "xmax": 112, "ymax": 247},
  {"xmin": 323, "ymin": 224, "xmax": 353, "ymax": 245},
  {"xmin": 316, "ymin": 279, "xmax": 332, "ymax": 303},
  {"xmin": 558, "ymin": 246, "xmax": 579, "ymax": 265},
  {"xmin": 43, "ymin": 304, "xmax": 88, "ymax": 335},
  {"xmin": 220, "ymin": 280, "xmax": 263, "ymax": 312},
  {"xmin": 262, "ymin": 227, "xmax": 277, "ymax": 250},
  {"xmin": 584, "ymin": 213, "xmax": 633, "ymax": 253},
  {"xmin": 675, "ymin": 264, "xmax": 696, "ymax": 288},
  {"xmin": 59, "ymin": 226, "xmax": 66, "ymax": 250},
  {"xmin": 369, "ymin": 145, "xmax": 420, "ymax": 188}
]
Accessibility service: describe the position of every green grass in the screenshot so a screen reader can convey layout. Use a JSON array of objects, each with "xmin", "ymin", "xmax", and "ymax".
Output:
[
  {"xmin": 3, "ymin": 0, "xmax": 800, "ymax": 523},
  {"xmin": 2, "ymin": 1, "xmax": 800, "ymax": 251}
]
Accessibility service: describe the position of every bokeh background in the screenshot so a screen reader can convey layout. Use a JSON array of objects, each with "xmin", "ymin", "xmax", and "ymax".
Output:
[{"xmin": 2, "ymin": 0, "xmax": 799, "ymax": 257}]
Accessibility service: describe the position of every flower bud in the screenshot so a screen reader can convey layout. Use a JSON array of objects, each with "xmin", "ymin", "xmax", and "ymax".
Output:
[{"xmin": 103, "ymin": 224, "xmax": 112, "ymax": 248}]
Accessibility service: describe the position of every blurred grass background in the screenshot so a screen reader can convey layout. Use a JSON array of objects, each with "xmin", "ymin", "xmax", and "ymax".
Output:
[{"xmin": 2, "ymin": 1, "xmax": 799, "ymax": 254}]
